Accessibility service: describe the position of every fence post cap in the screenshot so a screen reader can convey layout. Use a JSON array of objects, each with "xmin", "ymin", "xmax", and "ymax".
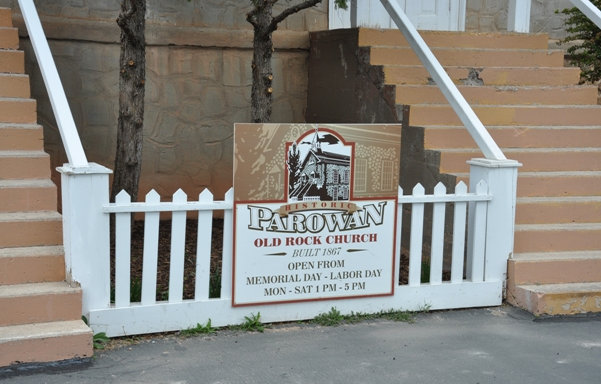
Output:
[
  {"xmin": 57, "ymin": 162, "xmax": 113, "ymax": 175},
  {"xmin": 467, "ymin": 158, "xmax": 522, "ymax": 169}
]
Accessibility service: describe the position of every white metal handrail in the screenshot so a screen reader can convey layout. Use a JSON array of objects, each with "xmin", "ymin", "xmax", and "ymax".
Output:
[
  {"xmin": 378, "ymin": 0, "xmax": 507, "ymax": 161},
  {"xmin": 17, "ymin": 0, "xmax": 88, "ymax": 168},
  {"xmin": 569, "ymin": 0, "xmax": 601, "ymax": 29}
]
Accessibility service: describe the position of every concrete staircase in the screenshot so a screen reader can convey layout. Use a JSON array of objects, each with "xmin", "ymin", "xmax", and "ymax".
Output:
[
  {"xmin": 357, "ymin": 28, "xmax": 601, "ymax": 316},
  {"xmin": 0, "ymin": 7, "xmax": 92, "ymax": 367}
]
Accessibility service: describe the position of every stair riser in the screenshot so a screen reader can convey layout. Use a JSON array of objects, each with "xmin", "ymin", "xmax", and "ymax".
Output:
[
  {"xmin": 411, "ymin": 105, "xmax": 601, "ymax": 126},
  {"xmin": 0, "ymin": 27, "xmax": 18, "ymax": 49},
  {"xmin": 0, "ymin": 75, "xmax": 30, "ymax": 98},
  {"xmin": 0, "ymin": 185, "xmax": 57, "ymax": 212},
  {"xmin": 359, "ymin": 29, "xmax": 549, "ymax": 49},
  {"xmin": 424, "ymin": 128, "xmax": 601, "ymax": 149},
  {"xmin": 0, "ymin": 126, "xmax": 43, "ymax": 150},
  {"xmin": 0, "ymin": 156, "xmax": 50, "ymax": 179},
  {"xmin": 0, "ymin": 99, "xmax": 36, "ymax": 124},
  {"xmin": 0, "ymin": 332, "xmax": 92, "ymax": 367},
  {"xmin": 440, "ymin": 151, "xmax": 601, "ymax": 173},
  {"xmin": 516, "ymin": 201, "xmax": 601, "ymax": 225},
  {"xmin": 0, "ymin": 50, "xmax": 23, "ymax": 73},
  {"xmin": 371, "ymin": 47, "xmax": 565, "ymax": 67},
  {"xmin": 397, "ymin": 86, "xmax": 597, "ymax": 106},
  {"xmin": 508, "ymin": 259, "xmax": 601, "ymax": 285},
  {"xmin": 0, "ymin": 291, "xmax": 82, "ymax": 326},
  {"xmin": 517, "ymin": 176, "xmax": 601, "ymax": 197},
  {"xmin": 0, "ymin": 8, "xmax": 11, "ymax": 27},
  {"xmin": 0, "ymin": 220, "xmax": 62, "ymax": 248},
  {"xmin": 508, "ymin": 286, "xmax": 601, "ymax": 315},
  {"xmin": 385, "ymin": 66, "xmax": 581, "ymax": 86},
  {"xmin": 514, "ymin": 228, "xmax": 601, "ymax": 253},
  {"xmin": 0, "ymin": 255, "xmax": 65, "ymax": 285}
]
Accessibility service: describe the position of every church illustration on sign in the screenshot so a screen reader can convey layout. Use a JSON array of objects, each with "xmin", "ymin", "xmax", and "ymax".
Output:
[{"xmin": 286, "ymin": 128, "xmax": 352, "ymax": 202}]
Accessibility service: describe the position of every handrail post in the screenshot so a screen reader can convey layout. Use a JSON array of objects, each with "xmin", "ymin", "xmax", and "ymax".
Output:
[
  {"xmin": 468, "ymin": 158, "xmax": 521, "ymax": 289},
  {"xmin": 379, "ymin": 0, "xmax": 506, "ymax": 161},
  {"xmin": 508, "ymin": 0, "xmax": 531, "ymax": 33},
  {"xmin": 58, "ymin": 163, "xmax": 112, "ymax": 316},
  {"xmin": 17, "ymin": 0, "xmax": 88, "ymax": 168}
]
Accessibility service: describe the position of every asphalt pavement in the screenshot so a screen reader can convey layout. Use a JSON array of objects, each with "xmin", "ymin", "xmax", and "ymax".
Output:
[{"xmin": 1, "ymin": 306, "xmax": 600, "ymax": 384}]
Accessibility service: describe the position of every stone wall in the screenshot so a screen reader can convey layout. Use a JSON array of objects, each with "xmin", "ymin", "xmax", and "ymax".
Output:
[
  {"xmin": 1, "ymin": 0, "xmax": 327, "ymax": 200},
  {"xmin": 465, "ymin": 0, "xmax": 573, "ymax": 39}
]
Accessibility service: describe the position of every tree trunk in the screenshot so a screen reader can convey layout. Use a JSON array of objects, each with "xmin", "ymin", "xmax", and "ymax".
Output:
[
  {"xmin": 111, "ymin": 0, "xmax": 146, "ymax": 202},
  {"xmin": 247, "ymin": 0, "xmax": 323, "ymax": 123},
  {"xmin": 250, "ymin": 4, "xmax": 275, "ymax": 123}
]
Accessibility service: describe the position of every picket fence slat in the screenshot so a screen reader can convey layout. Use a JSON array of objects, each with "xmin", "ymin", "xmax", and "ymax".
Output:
[
  {"xmin": 430, "ymin": 183, "xmax": 446, "ymax": 285},
  {"xmin": 220, "ymin": 188, "xmax": 234, "ymax": 299},
  {"xmin": 195, "ymin": 189, "xmax": 214, "ymax": 300},
  {"xmin": 408, "ymin": 183, "xmax": 425, "ymax": 287},
  {"xmin": 451, "ymin": 182, "xmax": 468, "ymax": 283},
  {"xmin": 468, "ymin": 181, "xmax": 488, "ymax": 282},
  {"xmin": 115, "ymin": 191, "xmax": 131, "ymax": 307},
  {"xmin": 169, "ymin": 190, "xmax": 187, "ymax": 303},
  {"xmin": 394, "ymin": 186, "xmax": 403, "ymax": 287},
  {"xmin": 103, "ymin": 201, "xmax": 232, "ymax": 213},
  {"xmin": 141, "ymin": 190, "xmax": 160, "ymax": 305}
]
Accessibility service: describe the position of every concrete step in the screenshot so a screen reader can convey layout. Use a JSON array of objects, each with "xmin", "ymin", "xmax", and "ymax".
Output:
[
  {"xmin": 0, "ymin": 74, "xmax": 30, "ymax": 98},
  {"xmin": 370, "ymin": 46, "xmax": 565, "ymax": 67},
  {"xmin": 516, "ymin": 171, "xmax": 601, "ymax": 197},
  {"xmin": 0, "ymin": 123, "xmax": 43, "ymax": 151},
  {"xmin": 0, "ymin": 27, "xmax": 18, "ymax": 49},
  {"xmin": 0, "ymin": 97, "xmax": 36, "ymax": 123},
  {"xmin": 423, "ymin": 126, "xmax": 601, "ymax": 150},
  {"xmin": 514, "ymin": 223, "xmax": 601, "ymax": 253},
  {"xmin": 0, "ymin": 246, "xmax": 65, "ymax": 285},
  {"xmin": 358, "ymin": 29, "xmax": 550, "ymax": 50},
  {"xmin": 439, "ymin": 148, "xmax": 601, "ymax": 173},
  {"xmin": 396, "ymin": 84, "xmax": 598, "ymax": 106},
  {"xmin": 0, "ymin": 320, "xmax": 92, "ymax": 367},
  {"xmin": 456, "ymin": 171, "xmax": 601, "ymax": 197},
  {"xmin": 0, "ymin": 282, "xmax": 82, "ymax": 327},
  {"xmin": 0, "ymin": 211, "xmax": 62, "ymax": 248},
  {"xmin": 0, "ymin": 150, "xmax": 51, "ymax": 179},
  {"xmin": 516, "ymin": 197, "xmax": 601, "ymax": 225},
  {"xmin": 508, "ymin": 251, "xmax": 601, "ymax": 285},
  {"xmin": 384, "ymin": 65, "xmax": 581, "ymax": 86},
  {"xmin": 0, "ymin": 49, "xmax": 23, "ymax": 73},
  {"xmin": 0, "ymin": 179, "xmax": 57, "ymax": 212},
  {"xmin": 0, "ymin": 8, "xmax": 12, "ymax": 28},
  {"xmin": 508, "ymin": 282, "xmax": 601, "ymax": 315},
  {"xmin": 410, "ymin": 104, "xmax": 601, "ymax": 126}
]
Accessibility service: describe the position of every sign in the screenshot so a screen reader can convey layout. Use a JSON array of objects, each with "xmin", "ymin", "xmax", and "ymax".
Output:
[{"xmin": 233, "ymin": 124, "xmax": 401, "ymax": 306}]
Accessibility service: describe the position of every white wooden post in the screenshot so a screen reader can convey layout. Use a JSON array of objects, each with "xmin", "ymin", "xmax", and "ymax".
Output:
[
  {"xmin": 58, "ymin": 163, "xmax": 112, "ymax": 316},
  {"xmin": 468, "ymin": 158, "xmax": 521, "ymax": 286},
  {"xmin": 508, "ymin": 0, "xmax": 531, "ymax": 33}
]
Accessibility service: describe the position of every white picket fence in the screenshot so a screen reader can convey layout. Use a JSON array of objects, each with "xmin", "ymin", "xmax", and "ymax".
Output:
[{"xmin": 58, "ymin": 159, "xmax": 519, "ymax": 337}]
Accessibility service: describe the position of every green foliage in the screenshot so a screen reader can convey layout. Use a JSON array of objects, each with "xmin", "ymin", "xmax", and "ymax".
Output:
[
  {"xmin": 209, "ymin": 268, "xmax": 221, "ymax": 299},
  {"xmin": 130, "ymin": 278, "xmax": 142, "ymax": 302},
  {"xmin": 230, "ymin": 312, "xmax": 265, "ymax": 332},
  {"xmin": 92, "ymin": 332, "xmax": 110, "ymax": 349},
  {"xmin": 180, "ymin": 319, "xmax": 215, "ymax": 337},
  {"xmin": 334, "ymin": 0, "xmax": 348, "ymax": 9},
  {"xmin": 558, "ymin": 1, "xmax": 601, "ymax": 83},
  {"xmin": 421, "ymin": 261, "xmax": 431, "ymax": 284},
  {"xmin": 313, "ymin": 307, "xmax": 344, "ymax": 326},
  {"xmin": 313, "ymin": 306, "xmax": 430, "ymax": 326},
  {"xmin": 82, "ymin": 316, "xmax": 110, "ymax": 349}
]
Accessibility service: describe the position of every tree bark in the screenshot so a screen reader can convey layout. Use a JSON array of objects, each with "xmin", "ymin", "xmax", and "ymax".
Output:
[
  {"xmin": 247, "ymin": 0, "xmax": 322, "ymax": 123},
  {"xmin": 111, "ymin": 0, "xmax": 146, "ymax": 202}
]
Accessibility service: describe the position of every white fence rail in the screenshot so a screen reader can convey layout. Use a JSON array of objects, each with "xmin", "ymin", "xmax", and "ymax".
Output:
[{"xmin": 58, "ymin": 158, "xmax": 520, "ymax": 337}]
